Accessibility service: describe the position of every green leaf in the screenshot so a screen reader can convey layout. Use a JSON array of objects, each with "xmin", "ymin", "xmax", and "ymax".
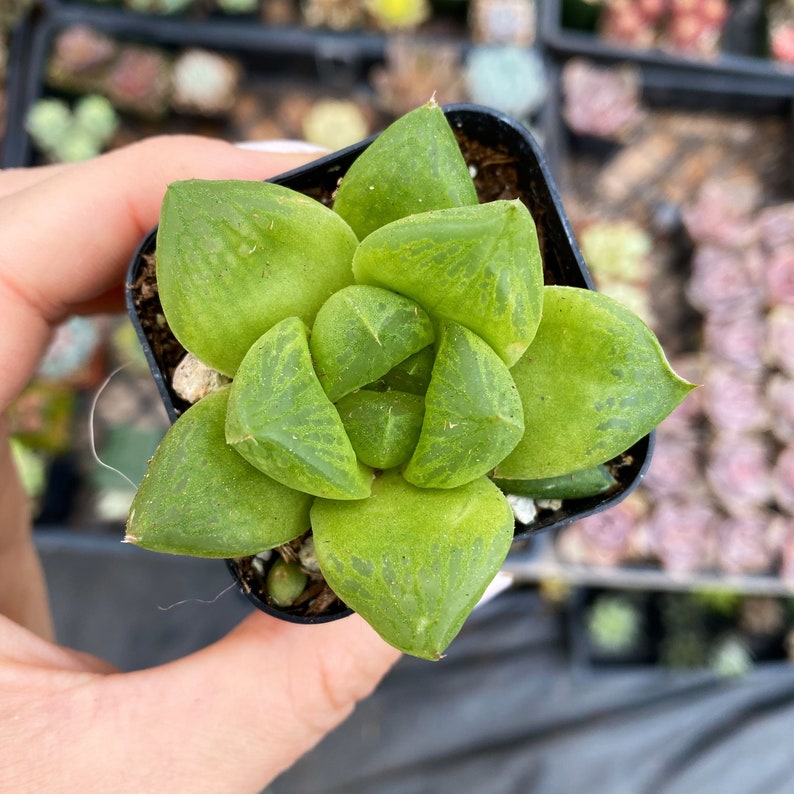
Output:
[
  {"xmin": 336, "ymin": 390, "xmax": 425, "ymax": 469},
  {"xmin": 157, "ymin": 180, "xmax": 357, "ymax": 375},
  {"xmin": 125, "ymin": 388, "xmax": 311, "ymax": 557},
  {"xmin": 225, "ymin": 317, "xmax": 372, "ymax": 500},
  {"xmin": 312, "ymin": 469, "xmax": 514, "ymax": 660},
  {"xmin": 495, "ymin": 286, "xmax": 697, "ymax": 479},
  {"xmin": 492, "ymin": 464, "xmax": 618, "ymax": 500},
  {"xmin": 403, "ymin": 322, "xmax": 524, "ymax": 489},
  {"xmin": 309, "ymin": 285, "xmax": 434, "ymax": 402},
  {"xmin": 353, "ymin": 199, "xmax": 543, "ymax": 366},
  {"xmin": 372, "ymin": 345, "xmax": 435, "ymax": 395},
  {"xmin": 333, "ymin": 100, "xmax": 478, "ymax": 240}
]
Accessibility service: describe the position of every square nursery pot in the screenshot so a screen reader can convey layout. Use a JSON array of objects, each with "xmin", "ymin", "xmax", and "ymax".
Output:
[{"xmin": 125, "ymin": 103, "xmax": 653, "ymax": 624}]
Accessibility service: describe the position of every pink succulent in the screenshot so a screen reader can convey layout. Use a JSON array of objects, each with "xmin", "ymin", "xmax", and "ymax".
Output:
[
  {"xmin": 561, "ymin": 58, "xmax": 644, "ymax": 140},
  {"xmin": 766, "ymin": 375, "xmax": 794, "ymax": 444},
  {"xmin": 705, "ymin": 433, "xmax": 774, "ymax": 517},
  {"xmin": 642, "ymin": 431, "xmax": 705, "ymax": 499},
  {"xmin": 774, "ymin": 445, "xmax": 794, "ymax": 516},
  {"xmin": 681, "ymin": 177, "xmax": 760, "ymax": 248},
  {"xmin": 775, "ymin": 518, "xmax": 794, "ymax": 582},
  {"xmin": 701, "ymin": 364, "xmax": 769, "ymax": 434},
  {"xmin": 600, "ymin": 0, "xmax": 659, "ymax": 49},
  {"xmin": 771, "ymin": 24, "xmax": 794, "ymax": 63},
  {"xmin": 647, "ymin": 499, "xmax": 718, "ymax": 576},
  {"xmin": 563, "ymin": 495, "xmax": 648, "ymax": 568},
  {"xmin": 762, "ymin": 244, "xmax": 794, "ymax": 307},
  {"xmin": 755, "ymin": 203, "xmax": 794, "ymax": 251},
  {"xmin": 717, "ymin": 513, "xmax": 776, "ymax": 575},
  {"xmin": 702, "ymin": 309, "xmax": 766, "ymax": 373},
  {"xmin": 763, "ymin": 304, "xmax": 794, "ymax": 376},
  {"xmin": 686, "ymin": 244, "xmax": 764, "ymax": 318}
]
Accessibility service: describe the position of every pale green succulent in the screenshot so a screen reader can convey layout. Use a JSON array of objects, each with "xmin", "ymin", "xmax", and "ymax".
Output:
[
  {"xmin": 586, "ymin": 594, "xmax": 642, "ymax": 654},
  {"xmin": 126, "ymin": 102, "xmax": 693, "ymax": 660}
]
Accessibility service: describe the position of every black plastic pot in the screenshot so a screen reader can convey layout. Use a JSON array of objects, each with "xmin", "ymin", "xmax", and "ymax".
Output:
[{"xmin": 126, "ymin": 103, "xmax": 654, "ymax": 623}]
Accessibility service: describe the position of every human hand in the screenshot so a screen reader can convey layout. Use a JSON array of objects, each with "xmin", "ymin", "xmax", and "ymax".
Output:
[{"xmin": 0, "ymin": 137, "xmax": 401, "ymax": 793}]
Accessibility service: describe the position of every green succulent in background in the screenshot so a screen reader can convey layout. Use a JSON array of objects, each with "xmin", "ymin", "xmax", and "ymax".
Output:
[
  {"xmin": 124, "ymin": 0, "xmax": 195, "ymax": 14},
  {"xmin": 25, "ymin": 94, "xmax": 120, "ymax": 164},
  {"xmin": 586, "ymin": 593, "xmax": 643, "ymax": 655},
  {"xmin": 710, "ymin": 635, "xmax": 754, "ymax": 680},
  {"xmin": 125, "ymin": 101, "xmax": 693, "ymax": 660}
]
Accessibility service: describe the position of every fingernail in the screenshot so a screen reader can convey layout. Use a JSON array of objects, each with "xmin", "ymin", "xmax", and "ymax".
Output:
[{"xmin": 234, "ymin": 139, "xmax": 329, "ymax": 154}]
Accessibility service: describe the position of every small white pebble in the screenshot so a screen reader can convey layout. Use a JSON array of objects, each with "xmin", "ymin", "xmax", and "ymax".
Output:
[
  {"xmin": 536, "ymin": 498, "xmax": 563, "ymax": 511},
  {"xmin": 506, "ymin": 494, "xmax": 537, "ymax": 524},
  {"xmin": 172, "ymin": 353, "xmax": 229, "ymax": 403}
]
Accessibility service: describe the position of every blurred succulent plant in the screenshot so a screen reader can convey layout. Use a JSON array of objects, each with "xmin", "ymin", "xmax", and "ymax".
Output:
[
  {"xmin": 702, "ymin": 309, "xmax": 766, "ymax": 373},
  {"xmin": 464, "ymin": 46, "xmax": 546, "ymax": 122},
  {"xmin": 690, "ymin": 586, "xmax": 741, "ymax": 617},
  {"xmin": 774, "ymin": 445, "xmax": 794, "ymax": 516},
  {"xmin": 766, "ymin": 375, "xmax": 794, "ymax": 444},
  {"xmin": 124, "ymin": 0, "xmax": 195, "ymax": 13},
  {"xmin": 171, "ymin": 49, "xmax": 241, "ymax": 116},
  {"xmin": 216, "ymin": 0, "xmax": 259, "ymax": 12},
  {"xmin": 709, "ymin": 634, "xmax": 753, "ymax": 679},
  {"xmin": 599, "ymin": 0, "xmax": 667, "ymax": 49},
  {"xmin": 586, "ymin": 593, "xmax": 643, "ymax": 654},
  {"xmin": 468, "ymin": 0, "xmax": 536, "ymax": 46},
  {"xmin": 46, "ymin": 25, "xmax": 118, "ymax": 93},
  {"xmin": 686, "ymin": 244, "xmax": 764, "ymax": 318},
  {"xmin": 769, "ymin": 1, "xmax": 794, "ymax": 63},
  {"xmin": 301, "ymin": 0, "xmax": 365, "ymax": 29},
  {"xmin": 371, "ymin": 36, "xmax": 466, "ymax": 118},
  {"xmin": 701, "ymin": 365, "xmax": 768, "ymax": 435},
  {"xmin": 104, "ymin": 46, "xmax": 172, "ymax": 117},
  {"xmin": 647, "ymin": 499, "xmax": 718, "ymax": 576},
  {"xmin": 363, "ymin": 0, "xmax": 430, "ymax": 30},
  {"xmin": 26, "ymin": 94, "xmax": 120, "ymax": 163},
  {"xmin": 739, "ymin": 595, "xmax": 786, "ymax": 637},
  {"xmin": 764, "ymin": 304, "xmax": 794, "ymax": 377},
  {"xmin": 302, "ymin": 99, "xmax": 369, "ymax": 151},
  {"xmin": 761, "ymin": 245, "xmax": 794, "ymax": 307},
  {"xmin": 717, "ymin": 514, "xmax": 776, "ymax": 575},
  {"xmin": 642, "ymin": 430, "xmax": 705, "ymax": 500},
  {"xmin": 580, "ymin": 219, "xmax": 652, "ymax": 283},
  {"xmin": 561, "ymin": 58, "xmax": 644, "ymax": 141},
  {"xmin": 664, "ymin": 0, "xmax": 729, "ymax": 57},
  {"xmin": 705, "ymin": 434, "xmax": 774, "ymax": 518}
]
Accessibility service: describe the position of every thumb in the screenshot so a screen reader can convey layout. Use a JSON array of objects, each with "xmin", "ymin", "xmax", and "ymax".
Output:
[{"xmin": 94, "ymin": 610, "xmax": 400, "ymax": 792}]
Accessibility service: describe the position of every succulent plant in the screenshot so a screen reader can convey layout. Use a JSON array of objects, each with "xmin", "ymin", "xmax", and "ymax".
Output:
[
  {"xmin": 701, "ymin": 365, "xmax": 768, "ymax": 435},
  {"xmin": 301, "ymin": 0, "xmax": 365, "ymax": 29},
  {"xmin": 215, "ymin": 0, "xmax": 259, "ymax": 12},
  {"xmin": 642, "ymin": 430, "xmax": 704, "ymax": 499},
  {"xmin": 125, "ymin": 102, "xmax": 692, "ymax": 660},
  {"xmin": 685, "ymin": 244, "xmax": 764, "ymax": 318},
  {"xmin": 647, "ymin": 499, "xmax": 718, "ymax": 575},
  {"xmin": 705, "ymin": 433, "xmax": 774, "ymax": 518},
  {"xmin": 739, "ymin": 596, "xmax": 786, "ymax": 637},
  {"xmin": 171, "ymin": 49, "xmax": 241, "ymax": 116},
  {"xmin": 46, "ymin": 25, "xmax": 118, "ymax": 92},
  {"xmin": 464, "ymin": 46, "xmax": 547, "ymax": 122},
  {"xmin": 124, "ymin": 0, "xmax": 195, "ymax": 13},
  {"xmin": 586, "ymin": 593, "xmax": 643, "ymax": 655},
  {"xmin": 104, "ymin": 46, "xmax": 172, "ymax": 118},
  {"xmin": 25, "ymin": 98, "xmax": 73, "ymax": 153},
  {"xmin": 763, "ymin": 304, "xmax": 794, "ymax": 377},
  {"xmin": 756, "ymin": 203, "xmax": 794, "ymax": 251},
  {"xmin": 774, "ymin": 444, "xmax": 794, "ymax": 516},
  {"xmin": 702, "ymin": 309, "xmax": 766, "ymax": 373},
  {"xmin": 468, "ymin": 0, "xmax": 537, "ymax": 46},
  {"xmin": 301, "ymin": 99, "xmax": 369, "ymax": 151},
  {"xmin": 26, "ymin": 94, "xmax": 120, "ymax": 164},
  {"xmin": 363, "ymin": 0, "xmax": 430, "ymax": 30},
  {"xmin": 709, "ymin": 634, "xmax": 753, "ymax": 679},
  {"xmin": 717, "ymin": 513, "xmax": 776, "ymax": 575},
  {"xmin": 73, "ymin": 94, "xmax": 120, "ymax": 142},
  {"xmin": 599, "ymin": 0, "xmax": 666, "ymax": 49},
  {"xmin": 761, "ymin": 245, "xmax": 794, "ymax": 307},
  {"xmin": 766, "ymin": 374, "xmax": 794, "ymax": 444},
  {"xmin": 769, "ymin": 1, "xmax": 794, "ymax": 63},
  {"xmin": 663, "ymin": 0, "xmax": 729, "ymax": 58},
  {"xmin": 371, "ymin": 36, "xmax": 466, "ymax": 118},
  {"xmin": 561, "ymin": 58, "xmax": 644, "ymax": 141}
]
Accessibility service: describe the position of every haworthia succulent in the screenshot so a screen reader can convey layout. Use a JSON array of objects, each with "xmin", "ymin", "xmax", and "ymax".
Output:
[
  {"xmin": 495, "ymin": 286, "xmax": 696, "ymax": 480},
  {"xmin": 157, "ymin": 179, "xmax": 357, "ymax": 376},
  {"xmin": 225, "ymin": 317, "xmax": 372, "ymax": 500},
  {"xmin": 491, "ymin": 463, "xmax": 618, "ymax": 500},
  {"xmin": 309, "ymin": 285, "xmax": 434, "ymax": 402},
  {"xmin": 403, "ymin": 322, "xmax": 524, "ymax": 488},
  {"xmin": 125, "ymin": 387, "xmax": 311, "ymax": 557},
  {"xmin": 312, "ymin": 469, "xmax": 514, "ymax": 660},
  {"xmin": 352, "ymin": 199, "xmax": 543, "ymax": 366},
  {"xmin": 332, "ymin": 100, "xmax": 478, "ymax": 240}
]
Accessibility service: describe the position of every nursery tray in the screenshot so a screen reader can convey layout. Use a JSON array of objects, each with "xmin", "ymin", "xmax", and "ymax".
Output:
[
  {"xmin": 540, "ymin": 0, "xmax": 794, "ymax": 99},
  {"xmin": 1, "ymin": 3, "xmax": 388, "ymax": 168},
  {"xmin": 126, "ymin": 103, "xmax": 654, "ymax": 554}
]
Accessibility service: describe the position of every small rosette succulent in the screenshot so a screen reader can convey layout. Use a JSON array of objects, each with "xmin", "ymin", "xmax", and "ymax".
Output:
[{"xmin": 126, "ymin": 101, "xmax": 693, "ymax": 660}]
